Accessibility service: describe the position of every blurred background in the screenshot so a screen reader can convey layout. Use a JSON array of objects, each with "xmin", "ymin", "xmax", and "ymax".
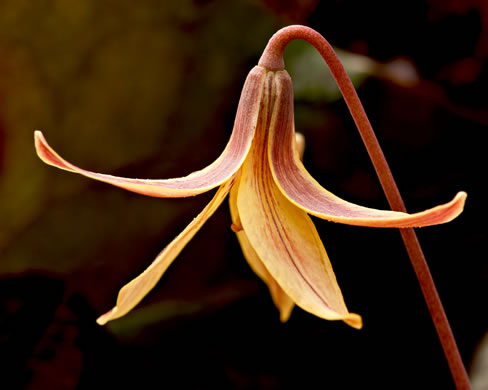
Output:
[{"xmin": 1, "ymin": 1, "xmax": 487, "ymax": 389}]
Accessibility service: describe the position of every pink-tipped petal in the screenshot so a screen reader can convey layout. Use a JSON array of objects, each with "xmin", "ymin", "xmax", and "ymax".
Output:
[
  {"xmin": 35, "ymin": 66, "xmax": 267, "ymax": 198},
  {"xmin": 269, "ymin": 71, "xmax": 466, "ymax": 228},
  {"xmin": 236, "ymin": 72, "xmax": 360, "ymax": 327},
  {"xmin": 96, "ymin": 178, "xmax": 234, "ymax": 325},
  {"xmin": 229, "ymin": 175, "xmax": 294, "ymax": 322}
]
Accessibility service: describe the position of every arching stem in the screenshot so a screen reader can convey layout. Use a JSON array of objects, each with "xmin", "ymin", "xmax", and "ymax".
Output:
[{"xmin": 259, "ymin": 25, "xmax": 470, "ymax": 390}]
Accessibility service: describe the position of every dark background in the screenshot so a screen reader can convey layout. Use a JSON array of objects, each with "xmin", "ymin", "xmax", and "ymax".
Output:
[{"xmin": 1, "ymin": 1, "xmax": 486, "ymax": 389}]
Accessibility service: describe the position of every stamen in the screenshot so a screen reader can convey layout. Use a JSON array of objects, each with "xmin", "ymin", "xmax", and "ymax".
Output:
[{"xmin": 231, "ymin": 222, "xmax": 243, "ymax": 233}]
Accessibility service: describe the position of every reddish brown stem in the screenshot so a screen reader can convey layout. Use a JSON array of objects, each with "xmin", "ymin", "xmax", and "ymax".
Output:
[{"xmin": 259, "ymin": 25, "xmax": 470, "ymax": 390}]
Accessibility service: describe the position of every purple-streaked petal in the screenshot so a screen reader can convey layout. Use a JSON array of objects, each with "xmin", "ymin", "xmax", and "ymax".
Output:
[
  {"xmin": 269, "ymin": 70, "xmax": 466, "ymax": 227},
  {"xmin": 229, "ymin": 174, "xmax": 294, "ymax": 322},
  {"xmin": 34, "ymin": 66, "xmax": 266, "ymax": 198},
  {"xmin": 237, "ymin": 71, "xmax": 361, "ymax": 328}
]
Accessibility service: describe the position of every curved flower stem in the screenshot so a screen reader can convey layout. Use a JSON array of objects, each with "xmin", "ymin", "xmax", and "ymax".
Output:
[{"xmin": 259, "ymin": 25, "xmax": 470, "ymax": 389}]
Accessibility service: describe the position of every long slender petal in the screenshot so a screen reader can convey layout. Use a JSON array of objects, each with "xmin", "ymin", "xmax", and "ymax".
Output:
[
  {"xmin": 34, "ymin": 67, "xmax": 267, "ymax": 198},
  {"xmin": 97, "ymin": 178, "xmax": 235, "ymax": 325},
  {"xmin": 269, "ymin": 70, "xmax": 466, "ymax": 227},
  {"xmin": 237, "ymin": 71, "xmax": 361, "ymax": 328},
  {"xmin": 229, "ymin": 175, "xmax": 294, "ymax": 322}
]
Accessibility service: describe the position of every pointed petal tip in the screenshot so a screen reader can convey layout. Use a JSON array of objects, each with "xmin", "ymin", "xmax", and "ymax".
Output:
[
  {"xmin": 34, "ymin": 130, "xmax": 47, "ymax": 151},
  {"xmin": 453, "ymin": 191, "xmax": 467, "ymax": 212},
  {"xmin": 278, "ymin": 304, "xmax": 294, "ymax": 323},
  {"xmin": 34, "ymin": 130, "xmax": 71, "ymax": 170},
  {"xmin": 418, "ymin": 190, "xmax": 467, "ymax": 226},
  {"xmin": 96, "ymin": 307, "xmax": 118, "ymax": 325},
  {"xmin": 343, "ymin": 313, "xmax": 362, "ymax": 329},
  {"xmin": 34, "ymin": 130, "xmax": 46, "ymax": 157}
]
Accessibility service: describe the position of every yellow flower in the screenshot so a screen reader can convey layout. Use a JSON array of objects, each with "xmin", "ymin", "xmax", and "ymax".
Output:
[{"xmin": 34, "ymin": 48, "xmax": 466, "ymax": 330}]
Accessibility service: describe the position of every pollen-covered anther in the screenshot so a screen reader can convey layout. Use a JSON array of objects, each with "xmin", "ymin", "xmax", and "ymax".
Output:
[{"xmin": 231, "ymin": 222, "xmax": 243, "ymax": 233}]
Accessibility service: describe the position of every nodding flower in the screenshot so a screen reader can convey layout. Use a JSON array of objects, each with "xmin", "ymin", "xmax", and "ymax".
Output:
[{"xmin": 34, "ymin": 26, "xmax": 466, "ymax": 328}]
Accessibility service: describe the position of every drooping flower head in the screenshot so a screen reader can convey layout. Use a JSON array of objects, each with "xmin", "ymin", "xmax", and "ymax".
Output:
[{"xmin": 34, "ymin": 26, "xmax": 466, "ymax": 329}]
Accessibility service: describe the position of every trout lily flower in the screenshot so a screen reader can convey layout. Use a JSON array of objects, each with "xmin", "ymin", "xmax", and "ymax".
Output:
[{"xmin": 34, "ymin": 27, "xmax": 466, "ymax": 329}]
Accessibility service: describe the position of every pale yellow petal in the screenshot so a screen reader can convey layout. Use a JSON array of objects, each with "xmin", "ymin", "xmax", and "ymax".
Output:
[
  {"xmin": 229, "ymin": 175, "xmax": 294, "ymax": 322},
  {"xmin": 97, "ymin": 178, "xmax": 235, "ymax": 325},
  {"xmin": 236, "ymin": 71, "xmax": 360, "ymax": 327}
]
